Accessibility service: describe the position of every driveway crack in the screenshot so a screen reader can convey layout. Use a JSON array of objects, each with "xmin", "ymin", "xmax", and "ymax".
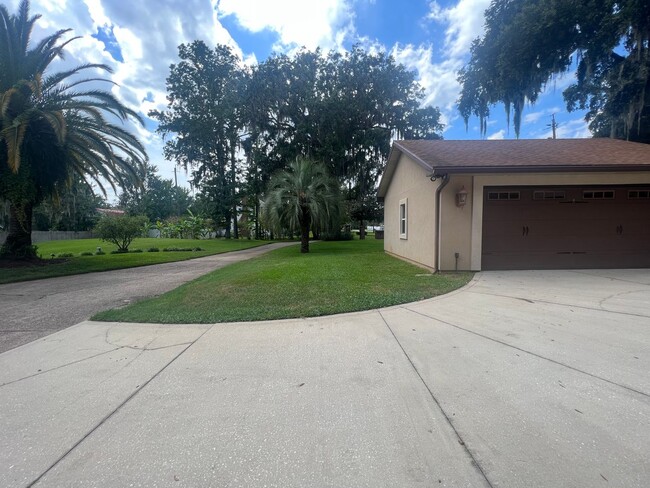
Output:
[
  {"xmin": 468, "ymin": 290, "xmax": 650, "ymax": 320},
  {"xmin": 404, "ymin": 307, "xmax": 650, "ymax": 399},
  {"xmin": 378, "ymin": 310, "xmax": 494, "ymax": 488},
  {"xmin": 0, "ymin": 347, "xmax": 124, "ymax": 388},
  {"xmin": 26, "ymin": 325, "xmax": 214, "ymax": 487},
  {"xmin": 568, "ymin": 270, "xmax": 650, "ymax": 286}
]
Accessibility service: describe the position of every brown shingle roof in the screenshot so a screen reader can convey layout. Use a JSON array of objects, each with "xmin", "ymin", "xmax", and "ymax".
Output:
[
  {"xmin": 395, "ymin": 138, "xmax": 650, "ymax": 171},
  {"xmin": 377, "ymin": 138, "xmax": 650, "ymax": 199}
]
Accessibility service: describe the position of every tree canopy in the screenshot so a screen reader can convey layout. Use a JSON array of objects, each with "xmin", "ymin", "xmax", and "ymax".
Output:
[
  {"xmin": 152, "ymin": 42, "xmax": 444, "ymax": 239},
  {"xmin": 149, "ymin": 41, "xmax": 243, "ymax": 238},
  {"xmin": 119, "ymin": 163, "xmax": 192, "ymax": 222},
  {"xmin": 458, "ymin": 0, "xmax": 650, "ymax": 142}
]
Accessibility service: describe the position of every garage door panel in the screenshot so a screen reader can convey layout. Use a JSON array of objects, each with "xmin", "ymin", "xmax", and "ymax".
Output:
[{"xmin": 482, "ymin": 185, "xmax": 650, "ymax": 270}]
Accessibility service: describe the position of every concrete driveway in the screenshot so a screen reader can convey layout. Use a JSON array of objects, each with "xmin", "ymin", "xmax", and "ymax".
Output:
[
  {"xmin": 0, "ymin": 242, "xmax": 294, "ymax": 353},
  {"xmin": 1, "ymin": 269, "xmax": 648, "ymax": 487}
]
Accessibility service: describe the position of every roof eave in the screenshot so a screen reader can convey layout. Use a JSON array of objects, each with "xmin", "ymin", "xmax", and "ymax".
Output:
[
  {"xmin": 432, "ymin": 164, "xmax": 650, "ymax": 174},
  {"xmin": 377, "ymin": 142, "xmax": 433, "ymax": 200}
]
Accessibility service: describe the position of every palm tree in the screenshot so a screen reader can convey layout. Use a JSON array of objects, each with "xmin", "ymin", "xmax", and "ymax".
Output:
[
  {"xmin": 262, "ymin": 158, "xmax": 340, "ymax": 253},
  {"xmin": 0, "ymin": 1, "xmax": 147, "ymax": 258}
]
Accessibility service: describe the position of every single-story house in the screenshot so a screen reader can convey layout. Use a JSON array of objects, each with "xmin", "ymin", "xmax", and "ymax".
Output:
[{"xmin": 377, "ymin": 139, "xmax": 650, "ymax": 271}]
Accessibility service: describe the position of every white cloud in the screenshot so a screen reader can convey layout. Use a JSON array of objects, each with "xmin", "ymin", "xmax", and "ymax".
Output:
[
  {"xmin": 427, "ymin": 0, "xmax": 490, "ymax": 58},
  {"xmin": 487, "ymin": 129, "xmax": 505, "ymax": 140},
  {"xmin": 390, "ymin": 43, "xmax": 463, "ymax": 129},
  {"xmin": 548, "ymin": 118, "xmax": 591, "ymax": 139},
  {"xmin": 84, "ymin": 0, "xmax": 110, "ymax": 27},
  {"xmin": 389, "ymin": 0, "xmax": 490, "ymax": 134},
  {"xmin": 388, "ymin": 0, "xmax": 492, "ymax": 136},
  {"xmin": 217, "ymin": 0, "xmax": 354, "ymax": 51},
  {"xmin": 524, "ymin": 107, "xmax": 562, "ymax": 124}
]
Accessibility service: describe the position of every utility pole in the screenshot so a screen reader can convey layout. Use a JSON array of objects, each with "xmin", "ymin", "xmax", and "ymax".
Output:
[
  {"xmin": 547, "ymin": 113, "xmax": 558, "ymax": 139},
  {"xmin": 174, "ymin": 166, "xmax": 178, "ymax": 187}
]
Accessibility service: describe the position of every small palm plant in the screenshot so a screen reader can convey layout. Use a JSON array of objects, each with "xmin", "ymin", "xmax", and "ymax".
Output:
[{"xmin": 263, "ymin": 158, "xmax": 340, "ymax": 253}]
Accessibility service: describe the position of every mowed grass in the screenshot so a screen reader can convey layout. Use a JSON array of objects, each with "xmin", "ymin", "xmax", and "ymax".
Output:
[
  {"xmin": 0, "ymin": 238, "xmax": 271, "ymax": 284},
  {"xmin": 93, "ymin": 239, "xmax": 472, "ymax": 323}
]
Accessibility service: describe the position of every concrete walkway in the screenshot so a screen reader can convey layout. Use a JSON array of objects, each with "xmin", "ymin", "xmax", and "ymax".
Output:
[
  {"xmin": 1, "ymin": 269, "xmax": 649, "ymax": 487},
  {"xmin": 0, "ymin": 242, "xmax": 294, "ymax": 353}
]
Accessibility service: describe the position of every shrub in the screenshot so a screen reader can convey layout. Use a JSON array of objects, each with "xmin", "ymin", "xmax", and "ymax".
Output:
[
  {"xmin": 95, "ymin": 250, "xmax": 105, "ymax": 255},
  {"xmin": 110, "ymin": 249, "xmax": 128, "ymax": 254},
  {"xmin": 130, "ymin": 249, "xmax": 143, "ymax": 253},
  {"xmin": 3, "ymin": 244, "xmax": 38, "ymax": 259},
  {"xmin": 95, "ymin": 215, "xmax": 148, "ymax": 252},
  {"xmin": 57, "ymin": 252, "xmax": 74, "ymax": 258},
  {"xmin": 162, "ymin": 247, "xmax": 200, "ymax": 252},
  {"xmin": 147, "ymin": 247, "xmax": 159, "ymax": 252},
  {"xmin": 321, "ymin": 230, "xmax": 354, "ymax": 241},
  {"xmin": 80, "ymin": 251, "xmax": 94, "ymax": 256}
]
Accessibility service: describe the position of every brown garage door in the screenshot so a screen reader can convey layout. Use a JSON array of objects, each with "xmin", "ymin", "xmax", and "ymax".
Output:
[{"xmin": 482, "ymin": 186, "xmax": 650, "ymax": 270}]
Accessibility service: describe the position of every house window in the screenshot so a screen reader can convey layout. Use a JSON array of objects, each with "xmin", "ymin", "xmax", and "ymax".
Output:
[
  {"xmin": 399, "ymin": 198, "xmax": 407, "ymax": 239},
  {"xmin": 628, "ymin": 190, "xmax": 650, "ymax": 199},
  {"xmin": 533, "ymin": 190, "xmax": 566, "ymax": 200},
  {"xmin": 487, "ymin": 191, "xmax": 520, "ymax": 201},
  {"xmin": 583, "ymin": 190, "xmax": 615, "ymax": 200}
]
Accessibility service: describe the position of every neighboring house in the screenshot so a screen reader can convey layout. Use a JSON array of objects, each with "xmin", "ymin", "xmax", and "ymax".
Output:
[
  {"xmin": 377, "ymin": 139, "xmax": 650, "ymax": 271},
  {"xmin": 96, "ymin": 208, "xmax": 125, "ymax": 217}
]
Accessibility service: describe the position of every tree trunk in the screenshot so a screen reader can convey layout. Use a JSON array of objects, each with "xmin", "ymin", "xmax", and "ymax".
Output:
[
  {"xmin": 359, "ymin": 219, "xmax": 366, "ymax": 240},
  {"xmin": 231, "ymin": 144, "xmax": 239, "ymax": 240},
  {"xmin": 254, "ymin": 197, "xmax": 260, "ymax": 240},
  {"xmin": 224, "ymin": 208, "xmax": 232, "ymax": 239},
  {"xmin": 300, "ymin": 222, "xmax": 310, "ymax": 253},
  {"xmin": 300, "ymin": 208, "xmax": 310, "ymax": 253},
  {"xmin": 2, "ymin": 202, "xmax": 35, "ymax": 258}
]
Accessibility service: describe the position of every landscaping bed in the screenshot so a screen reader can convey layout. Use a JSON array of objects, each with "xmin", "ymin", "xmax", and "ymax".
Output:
[{"xmin": 93, "ymin": 239, "xmax": 472, "ymax": 323}]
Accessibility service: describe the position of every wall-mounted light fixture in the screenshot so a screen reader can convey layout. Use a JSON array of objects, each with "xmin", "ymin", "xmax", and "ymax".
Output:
[{"xmin": 456, "ymin": 186, "xmax": 468, "ymax": 207}]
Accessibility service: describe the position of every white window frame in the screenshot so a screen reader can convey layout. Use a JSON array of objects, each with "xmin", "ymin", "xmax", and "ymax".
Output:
[{"xmin": 399, "ymin": 198, "xmax": 408, "ymax": 239}]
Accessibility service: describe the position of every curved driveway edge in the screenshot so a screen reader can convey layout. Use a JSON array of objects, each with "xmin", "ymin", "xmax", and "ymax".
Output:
[
  {"xmin": 0, "ymin": 242, "xmax": 295, "ymax": 354},
  {"xmin": 1, "ymin": 269, "xmax": 648, "ymax": 487}
]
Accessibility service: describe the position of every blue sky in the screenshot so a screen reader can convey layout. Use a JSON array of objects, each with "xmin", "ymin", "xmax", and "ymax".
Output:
[{"xmin": 14, "ymin": 0, "xmax": 590, "ymax": 192}]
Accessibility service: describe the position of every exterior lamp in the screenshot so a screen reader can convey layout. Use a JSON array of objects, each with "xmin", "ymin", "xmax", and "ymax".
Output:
[{"xmin": 456, "ymin": 186, "xmax": 468, "ymax": 207}]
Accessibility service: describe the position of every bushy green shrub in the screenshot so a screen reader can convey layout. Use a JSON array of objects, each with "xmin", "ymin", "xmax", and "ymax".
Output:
[
  {"xmin": 110, "ymin": 249, "xmax": 128, "ymax": 254},
  {"xmin": 80, "ymin": 251, "xmax": 94, "ymax": 256},
  {"xmin": 57, "ymin": 252, "xmax": 74, "ymax": 258},
  {"xmin": 130, "ymin": 249, "xmax": 143, "ymax": 253},
  {"xmin": 95, "ymin": 215, "xmax": 148, "ymax": 252},
  {"xmin": 3, "ymin": 244, "xmax": 38, "ymax": 259},
  {"xmin": 147, "ymin": 247, "xmax": 160, "ymax": 252},
  {"xmin": 321, "ymin": 230, "xmax": 354, "ymax": 241},
  {"xmin": 154, "ymin": 210, "xmax": 211, "ymax": 239}
]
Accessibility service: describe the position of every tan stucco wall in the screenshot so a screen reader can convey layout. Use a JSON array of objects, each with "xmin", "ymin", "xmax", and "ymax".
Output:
[
  {"xmin": 439, "ymin": 175, "xmax": 473, "ymax": 271},
  {"xmin": 383, "ymin": 154, "xmax": 438, "ymax": 270}
]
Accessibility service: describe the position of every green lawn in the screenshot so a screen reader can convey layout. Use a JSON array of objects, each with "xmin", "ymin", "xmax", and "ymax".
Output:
[
  {"xmin": 0, "ymin": 238, "xmax": 271, "ymax": 284},
  {"xmin": 93, "ymin": 239, "xmax": 472, "ymax": 323}
]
